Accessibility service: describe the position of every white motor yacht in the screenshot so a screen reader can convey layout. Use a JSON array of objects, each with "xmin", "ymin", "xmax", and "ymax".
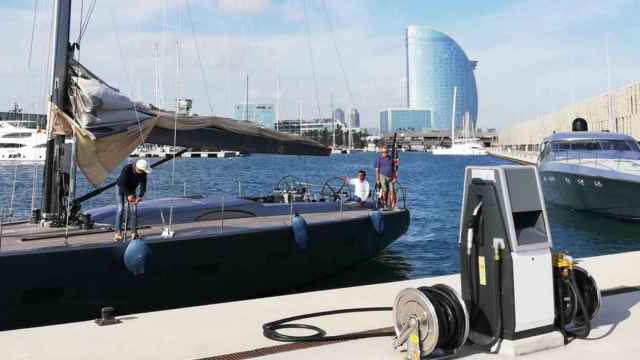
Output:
[
  {"xmin": 0, "ymin": 122, "xmax": 48, "ymax": 162},
  {"xmin": 432, "ymin": 138, "xmax": 488, "ymax": 156}
]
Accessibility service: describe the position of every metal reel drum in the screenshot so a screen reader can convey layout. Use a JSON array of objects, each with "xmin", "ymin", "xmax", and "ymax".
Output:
[
  {"xmin": 573, "ymin": 266, "xmax": 602, "ymax": 325},
  {"xmin": 393, "ymin": 284, "xmax": 470, "ymax": 356}
]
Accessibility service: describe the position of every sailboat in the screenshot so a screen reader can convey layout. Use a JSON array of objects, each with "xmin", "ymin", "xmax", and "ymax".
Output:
[
  {"xmin": 0, "ymin": 0, "xmax": 410, "ymax": 330},
  {"xmin": 432, "ymin": 87, "xmax": 487, "ymax": 156}
]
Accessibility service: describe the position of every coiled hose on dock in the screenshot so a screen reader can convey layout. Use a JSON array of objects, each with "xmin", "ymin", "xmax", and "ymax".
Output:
[{"xmin": 262, "ymin": 307, "xmax": 393, "ymax": 342}]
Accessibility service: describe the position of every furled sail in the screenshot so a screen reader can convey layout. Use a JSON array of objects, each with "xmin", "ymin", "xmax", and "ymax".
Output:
[{"xmin": 53, "ymin": 60, "xmax": 329, "ymax": 186}]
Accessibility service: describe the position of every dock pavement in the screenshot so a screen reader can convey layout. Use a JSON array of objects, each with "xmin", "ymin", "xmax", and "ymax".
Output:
[
  {"xmin": 488, "ymin": 150, "xmax": 538, "ymax": 165},
  {"xmin": 1, "ymin": 251, "xmax": 639, "ymax": 359}
]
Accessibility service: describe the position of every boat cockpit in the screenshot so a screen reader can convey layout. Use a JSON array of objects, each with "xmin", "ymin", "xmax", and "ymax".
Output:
[{"xmin": 246, "ymin": 175, "xmax": 355, "ymax": 204}]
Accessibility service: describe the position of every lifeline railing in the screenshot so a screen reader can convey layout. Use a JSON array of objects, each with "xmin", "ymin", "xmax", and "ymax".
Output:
[{"xmin": 399, "ymin": 186, "xmax": 408, "ymax": 210}]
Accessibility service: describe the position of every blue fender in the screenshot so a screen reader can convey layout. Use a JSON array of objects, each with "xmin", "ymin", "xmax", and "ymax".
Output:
[
  {"xmin": 291, "ymin": 213, "xmax": 309, "ymax": 250},
  {"xmin": 369, "ymin": 210, "xmax": 385, "ymax": 235},
  {"xmin": 124, "ymin": 239, "xmax": 152, "ymax": 275}
]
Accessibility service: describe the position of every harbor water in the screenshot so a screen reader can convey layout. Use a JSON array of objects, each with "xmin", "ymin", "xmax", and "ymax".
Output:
[{"xmin": 1, "ymin": 153, "xmax": 639, "ymax": 293}]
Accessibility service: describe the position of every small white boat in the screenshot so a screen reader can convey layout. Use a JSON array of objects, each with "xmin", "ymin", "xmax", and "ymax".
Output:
[
  {"xmin": 432, "ymin": 139, "xmax": 487, "ymax": 156},
  {"xmin": 432, "ymin": 86, "xmax": 487, "ymax": 156}
]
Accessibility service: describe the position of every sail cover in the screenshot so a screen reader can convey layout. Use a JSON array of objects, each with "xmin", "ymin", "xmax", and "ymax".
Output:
[{"xmin": 56, "ymin": 60, "xmax": 329, "ymax": 186}]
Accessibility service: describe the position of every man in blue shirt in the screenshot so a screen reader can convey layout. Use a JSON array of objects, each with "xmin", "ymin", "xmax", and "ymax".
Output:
[
  {"xmin": 374, "ymin": 146, "xmax": 395, "ymax": 209},
  {"xmin": 114, "ymin": 159, "xmax": 151, "ymax": 241}
]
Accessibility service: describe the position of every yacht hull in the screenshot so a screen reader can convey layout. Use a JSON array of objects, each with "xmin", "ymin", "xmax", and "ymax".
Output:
[
  {"xmin": 540, "ymin": 170, "xmax": 640, "ymax": 220},
  {"xmin": 0, "ymin": 209, "xmax": 409, "ymax": 330}
]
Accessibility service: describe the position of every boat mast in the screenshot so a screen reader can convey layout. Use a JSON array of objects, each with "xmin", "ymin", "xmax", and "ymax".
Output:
[
  {"xmin": 450, "ymin": 86, "xmax": 457, "ymax": 146},
  {"xmin": 348, "ymin": 107, "xmax": 352, "ymax": 151},
  {"xmin": 331, "ymin": 94, "xmax": 335, "ymax": 148},
  {"xmin": 298, "ymin": 80, "xmax": 303, "ymax": 136},
  {"xmin": 41, "ymin": 0, "xmax": 72, "ymax": 222},
  {"xmin": 275, "ymin": 74, "xmax": 280, "ymax": 132},
  {"xmin": 245, "ymin": 74, "xmax": 249, "ymax": 122},
  {"xmin": 154, "ymin": 43, "xmax": 160, "ymax": 107}
]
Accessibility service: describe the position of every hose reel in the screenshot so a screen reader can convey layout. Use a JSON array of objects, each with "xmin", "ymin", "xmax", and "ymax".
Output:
[
  {"xmin": 392, "ymin": 284, "xmax": 469, "ymax": 358},
  {"xmin": 552, "ymin": 252, "xmax": 601, "ymax": 341}
]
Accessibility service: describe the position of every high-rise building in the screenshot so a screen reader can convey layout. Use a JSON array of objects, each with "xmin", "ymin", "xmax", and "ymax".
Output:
[
  {"xmin": 379, "ymin": 108, "xmax": 432, "ymax": 134},
  {"xmin": 233, "ymin": 103, "xmax": 275, "ymax": 128},
  {"xmin": 276, "ymin": 118, "xmax": 334, "ymax": 134},
  {"xmin": 349, "ymin": 108, "xmax": 360, "ymax": 128},
  {"xmin": 333, "ymin": 108, "xmax": 345, "ymax": 127},
  {"xmin": 406, "ymin": 26, "xmax": 478, "ymax": 131}
]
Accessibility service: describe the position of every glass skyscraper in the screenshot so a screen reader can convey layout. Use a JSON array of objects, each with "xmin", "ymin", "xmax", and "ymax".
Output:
[{"xmin": 406, "ymin": 26, "xmax": 478, "ymax": 131}]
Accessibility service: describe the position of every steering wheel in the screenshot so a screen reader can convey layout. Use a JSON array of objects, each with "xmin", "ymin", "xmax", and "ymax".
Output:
[
  {"xmin": 274, "ymin": 175, "xmax": 298, "ymax": 192},
  {"xmin": 320, "ymin": 177, "xmax": 352, "ymax": 201}
]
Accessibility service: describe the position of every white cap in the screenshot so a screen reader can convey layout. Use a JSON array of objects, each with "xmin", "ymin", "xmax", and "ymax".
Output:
[{"xmin": 135, "ymin": 159, "xmax": 152, "ymax": 174}]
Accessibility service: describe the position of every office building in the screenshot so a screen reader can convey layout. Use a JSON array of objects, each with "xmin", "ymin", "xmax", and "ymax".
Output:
[
  {"xmin": 276, "ymin": 118, "xmax": 334, "ymax": 135},
  {"xmin": 233, "ymin": 103, "xmax": 275, "ymax": 128},
  {"xmin": 379, "ymin": 108, "xmax": 432, "ymax": 134},
  {"xmin": 349, "ymin": 108, "xmax": 360, "ymax": 128},
  {"xmin": 333, "ymin": 108, "xmax": 345, "ymax": 127}
]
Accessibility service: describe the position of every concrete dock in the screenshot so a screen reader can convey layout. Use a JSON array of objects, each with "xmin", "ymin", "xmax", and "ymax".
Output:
[
  {"xmin": 488, "ymin": 150, "xmax": 537, "ymax": 165},
  {"xmin": 1, "ymin": 250, "xmax": 639, "ymax": 359}
]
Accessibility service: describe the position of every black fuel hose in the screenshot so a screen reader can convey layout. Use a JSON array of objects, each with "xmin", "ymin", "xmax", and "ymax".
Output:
[
  {"xmin": 465, "ymin": 195, "xmax": 503, "ymax": 350},
  {"xmin": 262, "ymin": 307, "xmax": 393, "ymax": 342},
  {"xmin": 567, "ymin": 273, "xmax": 592, "ymax": 338}
]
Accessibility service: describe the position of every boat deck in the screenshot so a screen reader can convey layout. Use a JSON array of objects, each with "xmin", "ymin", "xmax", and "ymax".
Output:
[{"xmin": 0, "ymin": 209, "xmax": 378, "ymax": 254}]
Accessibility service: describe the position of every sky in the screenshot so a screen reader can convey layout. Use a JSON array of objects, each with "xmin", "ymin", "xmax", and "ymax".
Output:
[{"xmin": 1, "ymin": 0, "xmax": 639, "ymax": 130}]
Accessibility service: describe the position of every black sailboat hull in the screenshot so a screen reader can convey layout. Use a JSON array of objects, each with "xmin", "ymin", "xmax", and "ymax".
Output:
[{"xmin": 0, "ymin": 209, "xmax": 409, "ymax": 330}]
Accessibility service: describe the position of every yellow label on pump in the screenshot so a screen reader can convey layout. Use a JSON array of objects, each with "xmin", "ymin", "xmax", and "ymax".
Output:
[{"xmin": 478, "ymin": 256, "xmax": 487, "ymax": 286}]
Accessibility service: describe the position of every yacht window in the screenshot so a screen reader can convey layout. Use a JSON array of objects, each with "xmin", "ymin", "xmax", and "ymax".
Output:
[
  {"xmin": 599, "ymin": 140, "xmax": 631, "ymax": 151},
  {"xmin": 2, "ymin": 132, "xmax": 32, "ymax": 138},
  {"xmin": 551, "ymin": 141, "xmax": 569, "ymax": 152},
  {"xmin": 626, "ymin": 141, "xmax": 640, "ymax": 152},
  {"xmin": 570, "ymin": 141, "xmax": 600, "ymax": 151},
  {"xmin": 34, "ymin": 143, "xmax": 48, "ymax": 148},
  {"xmin": 0, "ymin": 143, "xmax": 25, "ymax": 148}
]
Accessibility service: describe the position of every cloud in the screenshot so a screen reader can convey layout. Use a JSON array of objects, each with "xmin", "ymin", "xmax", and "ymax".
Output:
[
  {"xmin": 1, "ymin": 0, "xmax": 638, "ymax": 132},
  {"xmin": 216, "ymin": 0, "xmax": 271, "ymax": 14}
]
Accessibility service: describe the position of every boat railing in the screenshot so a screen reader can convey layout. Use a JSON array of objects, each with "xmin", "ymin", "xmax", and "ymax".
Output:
[{"xmin": 399, "ymin": 186, "xmax": 408, "ymax": 209}]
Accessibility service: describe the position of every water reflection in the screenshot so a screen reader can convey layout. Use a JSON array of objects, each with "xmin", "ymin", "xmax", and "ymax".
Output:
[{"xmin": 547, "ymin": 204, "xmax": 640, "ymax": 258}]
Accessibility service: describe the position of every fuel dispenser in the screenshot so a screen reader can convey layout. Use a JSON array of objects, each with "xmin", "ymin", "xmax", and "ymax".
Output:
[
  {"xmin": 391, "ymin": 166, "xmax": 601, "ymax": 357},
  {"xmin": 459, "ymin": 166, "xmax": 556, "ymax": 344}
]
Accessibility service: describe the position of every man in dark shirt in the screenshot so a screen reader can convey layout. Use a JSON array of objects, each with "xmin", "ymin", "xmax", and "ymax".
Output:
[
  {"xmin": 114, "ymin": 159, "xmax": 151, "ymax": 241},
  {"xmin": 374, "ymin": 146, "xmax": 395, "ymax": 209}
]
